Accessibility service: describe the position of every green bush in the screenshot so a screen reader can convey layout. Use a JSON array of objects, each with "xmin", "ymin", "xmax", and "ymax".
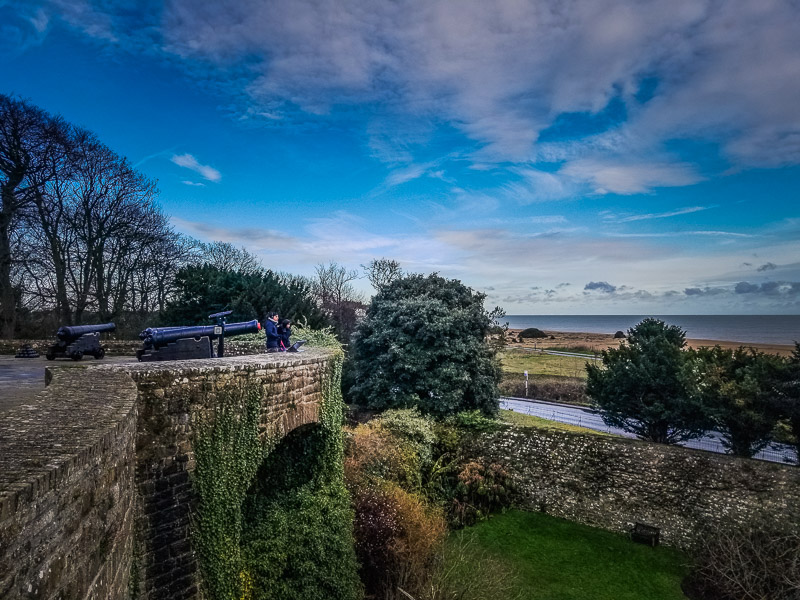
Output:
[
  {"xmin": 350, "ymin": 274, "xmax": 502, "ymax": 417},
  {"xmin": 378, "ymin": 408, "xmax": 437, "ymax": 467},
  {"xmin": 447, "ymin": 410, "xmax": 501, "ymax": 432}
]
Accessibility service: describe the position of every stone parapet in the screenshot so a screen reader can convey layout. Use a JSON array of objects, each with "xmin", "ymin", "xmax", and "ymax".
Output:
[
  {"xmin": 0, "ymin": 349, "xmax": 333, "ymax": 600},
  {"xmin": 0, "ymin": 369, "xmax": 138, "ymax": 599}
]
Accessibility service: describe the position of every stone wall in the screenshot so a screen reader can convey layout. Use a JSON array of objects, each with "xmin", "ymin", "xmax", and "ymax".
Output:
[
  {"xmin": 0, "ymin": 369, "xmax": 139, "ymax": 599},
  {"xmin": 0, "ymin": 349, "xmax": 333, "ymax": 600},
  {"xmin": 473, "ymin": 425, "xmax": 800, "ymax": 548},
  {"xmin": 118, "ymin": 350, "xmax": 332, "ymax": 600},
  {"xmin": 0, "ymin": 338, "xmax": 265, "ymax": 357}
]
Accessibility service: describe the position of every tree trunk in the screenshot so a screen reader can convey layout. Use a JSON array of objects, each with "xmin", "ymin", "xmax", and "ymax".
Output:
[{"xmin": 0, "ymin": 200, "xmax": 16, "ymax": 338}]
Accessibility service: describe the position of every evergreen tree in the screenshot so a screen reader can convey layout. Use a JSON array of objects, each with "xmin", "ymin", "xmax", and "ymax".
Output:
[
  {"xmin": 586, "ymin": 318, "xmax": 711, "ymax": 444},
  {"xmin": 350, "ymin": 273, "xmax": 501, "ymax": 417},
  {"xmin": 690, "ymin": 346, "xmax": 783, "ymax": 457},
  {"xmin": 776, "ymin": 343, "xmax": 800, "ymax": 463},
  {"xmin": 161, "ymin": 264, "xmax": 328, "ymax": 328}
]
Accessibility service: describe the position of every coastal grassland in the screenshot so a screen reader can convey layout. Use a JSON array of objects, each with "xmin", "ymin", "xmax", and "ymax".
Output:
[
  {"xmin": 499, "ymin": 349, "xmax": 591, "ymax": 405},
  {"xmin": 444, "ymin": 510, "xmax": 689, "ymax": 600},
  {"xmin": 498, "ymin": 409, "xmax": 608, "ymax": 436},
  {"xmin": 499, "ymin": 348, "xmax": 594, "ymax": 379}
]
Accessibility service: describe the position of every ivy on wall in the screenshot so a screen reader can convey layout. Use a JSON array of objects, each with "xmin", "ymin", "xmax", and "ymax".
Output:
[
  {"xmin": 192, "ymin": 384, "xmax": 269, "ymax": 600},
  {"xmin": 192, "ymin": 339, "xmax": 362, "ymax": 600}
]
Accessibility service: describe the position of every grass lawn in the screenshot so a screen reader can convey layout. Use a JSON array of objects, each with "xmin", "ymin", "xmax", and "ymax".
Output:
[
  {"xmin": 448, "ymin": 510, "xmax": 689, "ymax": 600},
  {"xmin": 500, "ymin": 349, "xmax": 593, "ymax": 380},
  {"xmin": 498, "ymin": 409, "xmax": 609, "ymax": 436}
]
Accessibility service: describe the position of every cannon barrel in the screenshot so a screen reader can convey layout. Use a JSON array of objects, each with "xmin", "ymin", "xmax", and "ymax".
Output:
[
  {"xmin": 56, "ymin": 322, "xmax": 116, "ymax": 341},
  {"xmin": 140, "ymin": 319, "xmax": 260, "ymax": 349}
]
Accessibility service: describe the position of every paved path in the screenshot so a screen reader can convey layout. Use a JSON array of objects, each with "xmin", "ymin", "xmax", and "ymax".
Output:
[
  {"xmin": 501, "ymin": 396, "xmax": 797, "ymax": 465},
  {"xmin": 0, "ymin": 355, "xmax": 137, "ymax": 413}
]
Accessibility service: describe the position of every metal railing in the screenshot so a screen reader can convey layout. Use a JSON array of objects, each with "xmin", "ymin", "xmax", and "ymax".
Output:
[{"xmin": 500, "ymin": 396, "xmax": 798, "ymax": 465}]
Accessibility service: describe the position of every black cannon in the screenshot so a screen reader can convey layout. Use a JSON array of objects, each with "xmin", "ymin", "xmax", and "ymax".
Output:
[
  {"xmin": 136, "ymin": 313, "xmax": 261, "ymax": 362},
  {"xmin": 46, "ymin": 322, "xmax": 116, "ymax": 361}
]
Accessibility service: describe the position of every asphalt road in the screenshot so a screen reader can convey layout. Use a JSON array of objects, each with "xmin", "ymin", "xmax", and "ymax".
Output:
[{"xmin": 500, "ymin": 396, "xmax": 797, "ymax": 465}]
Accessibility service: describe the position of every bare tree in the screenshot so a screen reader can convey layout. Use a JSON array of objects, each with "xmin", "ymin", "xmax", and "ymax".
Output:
[
  {"xmin": 193, "ymin": 241, "xmax": 262, "ymax": 274},
  {"xmin": 362, "ymin": 257, "xmax": 403, "ymax": 291},
  {"xmin": 313, "ymin": 261, "xmax": 365, "ymax": 341},
  {"xmin": 0, "ymin": 94, "xmax": 69, "ymax": 336}
]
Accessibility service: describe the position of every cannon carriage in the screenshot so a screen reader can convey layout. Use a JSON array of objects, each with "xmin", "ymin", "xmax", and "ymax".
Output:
[
  {"xmin": 46, "ymin": 322, "xmax": 116, "ymax": 361},
  {"xmin": 136, "ymin": 312, "xmax": 261, "ymax": 361}
]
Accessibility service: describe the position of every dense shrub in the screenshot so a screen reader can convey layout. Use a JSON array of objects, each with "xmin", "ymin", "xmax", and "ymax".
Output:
[
  {"xmin": 344, "ymin": 422, "xmax": 419, "ymax": 490},
  {"xmin": 378, "ymin": 408, "xmax": 437, "ymax": 467},
  {"xmin": 687, "ymin": 518, "xmax": 800, "ymax": 600},
  {"xmin": 350, "ymin": 273, "xmax": 502, "ymax": 417},
  {"xmin": 450, "ymin": 461, "xmax": 516, "ymax": 527},
  {"xmin": 446, "ymin": 410, "xmax": 502, "ymax": 433},
  {"xmin": 518, "ymin": 327, "xmax": 548, "ymax": 339},
  {"xmin": 352, "ymin": 483, "xmax": 447, "ymax": 599},
  {"xmin": 344, "ymin": 410, "xmax": 518, "ymax": 596}
]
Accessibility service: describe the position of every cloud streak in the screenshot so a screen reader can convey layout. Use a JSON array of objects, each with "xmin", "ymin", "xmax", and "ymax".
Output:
[{"xmin": 170, "ymin": 153, "xmax": 221, "ymax": 182}]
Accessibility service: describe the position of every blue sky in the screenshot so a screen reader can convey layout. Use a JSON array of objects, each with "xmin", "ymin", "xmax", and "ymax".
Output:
[{"xmin": 2, "ymin": 0, "xmax": 799, "ymax": 314}]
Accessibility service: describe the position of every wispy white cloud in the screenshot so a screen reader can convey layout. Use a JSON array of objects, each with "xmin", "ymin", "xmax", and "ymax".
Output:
[
  {"xmin": 609, "ymin": 230, "xmax": 755, "ymax": 239},
  {"xmin": 609, "ymin": 205, "xmax": 716, "ymax": 223},
  {"xmin": 170, "ymin": 153, "xmax": 221, "ymax": 182},
  {"xmin": 560, "ymin": 159, "xmax": 704, "ymax": 195},
  {"xmin": 181, "ymin": 180, "xmax": 205, "ymax": 187}
]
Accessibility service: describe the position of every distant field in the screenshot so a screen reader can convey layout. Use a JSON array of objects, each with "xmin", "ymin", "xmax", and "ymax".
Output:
[
  {"xmin": 446, "ymin": 510, "xmax": 689, "ymax": 600},
  {"xmin": 500, "ymin": 349, "xmax": 593, "ymax": 380}
]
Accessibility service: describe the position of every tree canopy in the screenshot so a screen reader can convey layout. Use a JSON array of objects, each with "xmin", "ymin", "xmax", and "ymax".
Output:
[
  {"xmin": 689, "ymin": 346, "xmax": 784, "ymax": 457},
  {"xmin": 161, "ymin": 264, "xmax": 328, "ymax": 328},
  {"xmin": 586, "ymin": 318, "xmax": 712, "ymax": 444},
  {"xmin": 349, "ymin": 273, "xmax": 501, "ymax": 417}
]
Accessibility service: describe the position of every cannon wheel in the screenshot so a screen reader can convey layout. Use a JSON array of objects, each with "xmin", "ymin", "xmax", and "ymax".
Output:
[
  {"xmin": 45, "ymin": 352, "xmax": 56, "ymax": 361},
  {"xmin": 94, "ymin": 348, "xmax": 105, "ymax": 359},
  {"xmin": 70, "ymin": 351, "xmax": 83, "ymax": 361}
]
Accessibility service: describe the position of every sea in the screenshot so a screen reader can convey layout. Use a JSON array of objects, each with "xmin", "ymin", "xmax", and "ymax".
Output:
[{"xmin": 503, "ymin": 315, "xmax": 800, "ymax": 346}]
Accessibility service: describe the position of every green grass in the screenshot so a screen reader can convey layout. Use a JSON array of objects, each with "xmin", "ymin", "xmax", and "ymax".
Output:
[
  {"xmin": 498, "ymin": 409, "xmax": 608, "ymax": 436},
  {"xmin": 447, "ymin": 510, "xmax": 689, "ymax": 600},
  {"xmin": 500, "ymin": 349, "xmax": 592, "ymax": 380},
  {"xmin": 543, "ymin": 346, "xmax": 599, "ymax": 356}
]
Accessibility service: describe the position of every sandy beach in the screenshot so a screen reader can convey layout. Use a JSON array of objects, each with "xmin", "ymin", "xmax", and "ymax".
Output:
[{"xmin": 506, "ymin": 328, "xmax": 796, "ymax": 356}]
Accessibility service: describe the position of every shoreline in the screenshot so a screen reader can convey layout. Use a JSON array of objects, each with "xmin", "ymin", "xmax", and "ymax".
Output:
[{"xmin": 505, "ymin": 328, "xmax": 796, "ymax": 356}]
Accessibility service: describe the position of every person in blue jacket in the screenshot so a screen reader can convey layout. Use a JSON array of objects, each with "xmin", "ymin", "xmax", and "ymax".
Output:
[
  {"xmin": 277, "ymin": 319, "xmax": 292, "ymax": 351},
  {"xmin": 264, "ymin": 311, "xmax": 281, "ymax": 352}
]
